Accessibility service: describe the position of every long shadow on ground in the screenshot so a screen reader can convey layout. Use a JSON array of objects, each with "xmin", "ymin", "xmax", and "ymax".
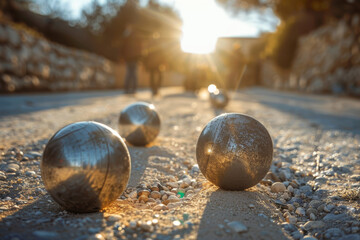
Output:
[
  {"xmin": 197, "ymin": 189, "xmax": 289, "ymax": 240},
  {"xmin": 233, "ymin": 88, "xmax": 360, "ymax": 134}
]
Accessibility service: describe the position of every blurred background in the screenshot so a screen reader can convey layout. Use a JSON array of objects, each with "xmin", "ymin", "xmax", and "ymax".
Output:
[{"xmin": 0, "ymin": 0, "xmax": 359, "ymax": 96}]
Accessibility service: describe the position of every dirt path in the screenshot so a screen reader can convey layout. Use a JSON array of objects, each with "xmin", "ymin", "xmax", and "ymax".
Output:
[{"xmin": 0, "ymin": 87, "xmax": 359, "ymax": 240}]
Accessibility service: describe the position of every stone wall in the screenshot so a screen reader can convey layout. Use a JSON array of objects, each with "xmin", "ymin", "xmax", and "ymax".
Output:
[
  {"xmin": 0, "ymin": 22, "xmax": 116, "ymax": 92},
  {"xmin": 262, "ymin": 15, "xmax": 360, "ymax": 97}
]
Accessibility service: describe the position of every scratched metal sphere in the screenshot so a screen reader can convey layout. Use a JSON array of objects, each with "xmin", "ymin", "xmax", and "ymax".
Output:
[
  {"xmin": 196, "ymin": 113, "xmax": 273, "ymax": 190},
  {"xmin": 41, "ymin": 121, "xmax": 131, "ymax": 213},
  {"xmin": 118, "ymin": 102, "xmax": 160, "ymax": 146},
  {"xmin": 209, "ymin": 89, "xmax": 229, "ymax": 109}
]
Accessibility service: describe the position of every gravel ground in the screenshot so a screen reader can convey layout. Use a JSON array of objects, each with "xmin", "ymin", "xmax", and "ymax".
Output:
[{"xmin": 0, "ymin": 87, "xmax": 359, "ymax": 240}]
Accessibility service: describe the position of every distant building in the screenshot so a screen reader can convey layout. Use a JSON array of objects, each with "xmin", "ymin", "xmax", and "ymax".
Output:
[{"xmin": 215, "ymin": 37, "xmax": 259, "ymax": 57}]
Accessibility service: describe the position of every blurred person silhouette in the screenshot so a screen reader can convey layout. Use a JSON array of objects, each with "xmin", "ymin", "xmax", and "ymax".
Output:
[
  {"xmin": 143, "ymin": 32, "xmax": 166, "ymax": 96},
  {"xmin": 121, "ymin": 24, "xmax": 143, "ymax": 94}
]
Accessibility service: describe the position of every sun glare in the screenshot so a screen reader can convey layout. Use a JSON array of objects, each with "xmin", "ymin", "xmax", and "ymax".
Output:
[{"xmin": 181, "ymin": 25, "xmax": 218, "ymax": 54}]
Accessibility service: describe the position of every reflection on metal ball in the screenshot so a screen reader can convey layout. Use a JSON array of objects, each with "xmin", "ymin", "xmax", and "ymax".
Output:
[
  {"xmin": 208, "ymin": 84, "xmax": 229, "ymax": 109},
  {"xmin": 118, "ymin": 102, "xmax": 161, "ymax": 146},
  {"xmin": 196, "ymin": 113, "xmax": 273, "ymax": 190},
  {"xmin": 41, "ymin": 121, "xmax": 131, "ymax": 213}
]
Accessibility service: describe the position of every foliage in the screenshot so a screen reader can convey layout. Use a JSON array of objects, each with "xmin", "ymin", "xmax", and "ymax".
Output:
[{"xmin": 217, "ymin": 0, "xmax": 360, "ymax": 69}]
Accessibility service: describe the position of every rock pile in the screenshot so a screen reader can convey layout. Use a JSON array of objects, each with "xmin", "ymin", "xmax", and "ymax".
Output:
[
  {"xmin": 0, "ymin": 23, "xmax": 116, "ymax": 92},
  {"xmin": 291, "ymin": 16, "xmax": 360, "ymax": 96},
  {"xmin": 262, "ymin": 15, "xmax": 360, "ymax": 97}
]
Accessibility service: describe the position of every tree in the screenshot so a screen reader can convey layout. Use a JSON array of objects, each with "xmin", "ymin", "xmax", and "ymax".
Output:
[{"xmin": 217, "ymin": 0, "xmax": 360, "ymax": 69}]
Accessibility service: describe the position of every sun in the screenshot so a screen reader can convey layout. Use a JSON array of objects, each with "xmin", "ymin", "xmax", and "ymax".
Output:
[{"xmin": 181, "ymin": 24, "xmax": 218, "ymax": 54}]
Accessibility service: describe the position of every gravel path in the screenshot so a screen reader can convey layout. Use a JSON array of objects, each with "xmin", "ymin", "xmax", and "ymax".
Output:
[{"xmin": 0, "ymin": 87, "xmax": 359, "ymax": 240}]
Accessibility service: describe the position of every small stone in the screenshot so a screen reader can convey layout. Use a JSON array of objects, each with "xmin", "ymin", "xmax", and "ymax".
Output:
[
  {"xmin": 324, "ymin": 204, "xmax": 335, "ymax": 213},
  {"xmin": 0, "ymin": 171, "xmax": 6, "ymax": 181},
  {"xmin": 150, "ymin": 191, "xmax": 161, "ymax": 199},
  {"xmin": 25, "ymin": 171, "xmax": 36, "ymax": 177},
  {"xmin": 302, "ymin": 235, "xmax": 317, "ymax": 240},
  {"xmin": 129, "ymin": 220, "xmax": 137, "ymax": 229},
  {"xmin": 271, "ymin": 182, "xmax": 286, "ymax": 193},
  {"xmin": 33, "ymin": 231, "xmax": 59, "ymax": 238},
  {"xmin": 295, "ymin": 207, "xmax": 305, "ymax": 216},
  {"xmin": 324, "ymin": 228, "xmax": 343, "ymax": 239},
  {"xmin": 287, "ymin": 185, "xmax": 294, "ymax": 193},
  {"xmin": 138, "ymin": 190, "xmax": 150, "ymax": 197},
  {"xmin": 139, "ymin": 222, "xmax": 154, "ymax": 232},
  {"xmin": 107, "ymin": 214, "xmax": 121, "ymax": 222},
  {"xmin": 190, "ymin": 164, "xmax": 200, "ymax": 175},
  {"xmin": 167, "ymin": 182, "xmax": 179, "ymax": 189},
  {"xmin": 291, "ymin": 230, "xmax": 303, "ymax": 240},
  {"xmin": 129, "ymin": 191, "xmax": 137, "ymax": 199},
  {"xmin": 287, "ymin": 204, "xmax": 295, "ymax": 212},
  {"xmin": 248, "ymin": 204, "xmax": 255, "ymax": 209},
  {"xmin": 281, "ymin": 223, "xmax": 297, "ymax": 232},
  {"xmin": 323, "ymin": 213, "xmax": 347, "ymax": 222},
  {"xmin": 286, "ymin": 215, "xmax": 297, "ymax": 224},
  {"xmin": 265, "ymin": 172, "xmax": 281, "ymax": 182},
  {"xmin": 5, "ymin": 163, "xmax": 19, "ymax": 173},
  {"xmin": 227, "ymin": 221, "xmax": 248, "ymax": 233},
  {"xmin": 167, "ymin": 195, "xmax": 180, "ymax": 203},
  {"xmin": 153, "ymin": 204, "xmax": 167, "ymax": 211},
  {"xmin": 138, "ymin": 195, "xmax": 148, "ymax": 203},
  {"xmin": 303, "ymin": 221, "xmax": 325, "ymax": 231},
  {"xmin": 306, "ymin": 208, "xmax": 318, "ymax": 217},
  {"xmin": 88, "ymin": 227, "xmax": 101, "ymax": 234},
  {"xmin": 150, "ymin": 184, "xmax": 159, "ymax": 192},
  {"xmin": 309, "ymin": 200, "xmax": 323, "ymax": 209},
  {"xmin": 310, "ymin": 213, "xmax": 316, "ymax": 221}
]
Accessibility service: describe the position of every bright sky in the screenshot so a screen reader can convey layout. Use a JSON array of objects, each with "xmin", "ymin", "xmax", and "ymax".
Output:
[{"xmin": 60, "ymin": 0, "xmax": 276, "ymax": 54}]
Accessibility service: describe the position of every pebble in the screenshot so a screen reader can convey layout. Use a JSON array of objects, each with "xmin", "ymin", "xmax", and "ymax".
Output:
[
  {"xmin": 286, "ymin": 215, "xmax": 297, "ymax": 224},
  {"xmin": 129, "ymin": 220, "xmax": 137, "ymax": 229},
  {"xmin": 303, "ymin": 221, "xmax": 325, "ymax": 231},
  {"xmin": 324, "ymin": 228, "xmax": 343, "ymax": 239},
  {"xmin": 302, "ymin": 235, "xmax": 317, "ymax": 240},
  {"xmin": 33, "ymin": 231, "xmax": 59, "ymax": 238},
  {"xmin": 150, "ymin": 191, "xmax": 161, "ymax": 199},
  {"xmin": 153, "ymin": 204, "xmax": 167, "ymax": 211},
  {"xmin": 281, "ymin": 223, "xmax": 297, "ymax": 232},
  {"xmin": 5, "ymin": 163, "xmax": 19, "ymax": 173},
  {"xmin": 167, "ymin": 195, "xmax": 180, "ymax": 203},
  {"xmin": 138, "ymin": 190, "xmax": 150, "ymax": 197},
  {"xmin": 139, "ymin": 222, "xmax": 154, "ymax": 232},
  {"xmin": 0, "ymin": 171, "xmax": 6, "ymax": 180},
  {"xmin": 107, "ymin": 214, "xmax": 121, "ymax": 222},
  {"xmin": 248, "ymin": 204, "xmax": 255, "ymax": 209},
  {"xmin": 271, "ymin": 182, "xmax": 286, "ymax": 193},
  {"xmin": 167, "ymin": 182, "xmax": 179, "ymax": 189},
  {"xmin": 129, "ymin": 191, "xmax": 138, "ymax": 199},
  {"xmin": 323, "ymin": 213, "xmax": 347, "ymax": 222},
  {"xmin": 295, "ymin": 207, "xmax": 305, "ymax": 216},
  {"xmin": 25, "ymin": 170, "xmax": 36, "ymax": 177},
  {"xmin": 309, "ymin": 213, "xmax": 316, "ymax": 221},
  {"xmin": 227, "ymin": 221, "xmax": 248, "ymax": 233}
]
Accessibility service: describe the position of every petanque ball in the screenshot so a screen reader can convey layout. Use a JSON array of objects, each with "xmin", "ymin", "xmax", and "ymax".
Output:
[
  {"xmin": 118, "ymin": 102, "xmax": 160, "ymax": 146},
  {"xmin": 196, "ymin": 113, "xmax": 273, "ymax": 190},
  {"xmin": 41, "ymin": 121, "xmax": 131, "ymax": 213}
]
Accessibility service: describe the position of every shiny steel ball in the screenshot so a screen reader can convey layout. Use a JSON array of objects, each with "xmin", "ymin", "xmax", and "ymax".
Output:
[
  {"xmin": 118, "ymin": 102, "xmax": 160, "ymax": 146},
  {"xmin": 196, "ymin": 113, "xmax": 273, "ymax": 190},
  {"xmin": 41, "ymin": 121, "xmax": 131, "ymax": 213},
  {"xmin": 208, "ymin": 85, "xmax": 229, "ymax": 109}
]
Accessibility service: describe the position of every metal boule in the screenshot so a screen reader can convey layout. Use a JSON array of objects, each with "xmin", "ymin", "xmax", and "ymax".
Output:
[
  {"xmin": 196, "ymin": 113, "xmax": 273, "ymax": 190},
  {"xmin": 41, "ymin": 121, "xmax": 131, "ymax": 213},
  {"xmin": 118, "ymin": 102, "xmax": 160, "ymax": 146},
  {"xmin": 208, "ymin": 84, "xmax": 229, "ymax": 109}
]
